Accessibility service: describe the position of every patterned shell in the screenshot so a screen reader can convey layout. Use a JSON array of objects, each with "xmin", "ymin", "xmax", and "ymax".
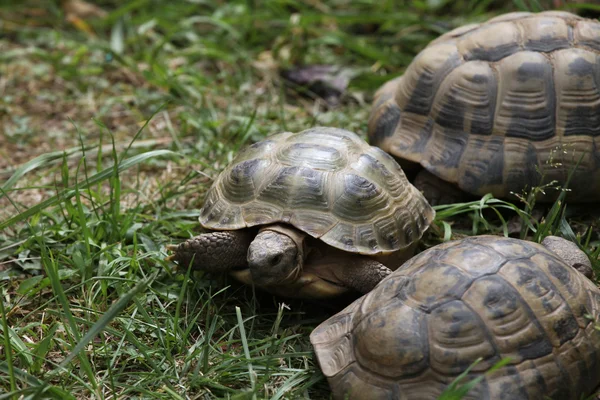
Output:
[
  {"xmin": 368, "ymin": 11, "xmax": 600, "ymax": 201},
  {"xmin": 199, "ymin": 127, "xmax": 434, "ymax": 255},
  {"xmin": 310, "ymin": 235, "xmax": 600, "ymax": 400}
]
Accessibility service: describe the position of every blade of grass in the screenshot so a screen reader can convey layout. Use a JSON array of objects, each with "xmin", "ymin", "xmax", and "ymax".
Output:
[
  {"xmin": 439, "ymin": 357, "xmax": 512, "ymax": 399},
  {"xmin": 0, "ymin": 287, "xmax": 17, "ymax": 394},
  {"xmin": 0, "ymin": 363, "xmax": 76, "ymax": 400},
  {"xmin": 236, "ymin": 306, "xmax": 257, "ymax": 399},
  {"xmin": 40, "ymin": 242, "xmax": 98, "ymax": 392},
  {"xmin": 57, "ymin": 271, "xmax": 157, "ymax": 369},
  {"xmin": 0, "ymin": 149, "xmax": 178, "ymax": 231}
]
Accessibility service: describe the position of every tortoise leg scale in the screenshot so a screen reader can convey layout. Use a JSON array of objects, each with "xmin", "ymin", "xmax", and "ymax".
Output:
[
  {"xmin": 166, "ymin": 230, "xmax": 253, "ymax": 273},
  {"xmin": 338, "ymin": 257, "xmax": 392, "ymax": 294}
]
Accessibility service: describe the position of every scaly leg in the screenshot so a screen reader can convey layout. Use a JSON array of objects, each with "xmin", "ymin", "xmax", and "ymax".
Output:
[
  {"xmin": 337, "ymin": 256, "xmax": 392, "ymax": 294},
  {"xmin": 165, "ymin": 230, "xmax": 253, "ymax": 273}
]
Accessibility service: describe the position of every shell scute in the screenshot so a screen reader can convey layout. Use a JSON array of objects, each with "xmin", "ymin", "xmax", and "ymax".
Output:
[
  {"xmin": 575, "ymin": 19, "xmax": 600, "ymax": 51},
  {"xmin": 354, "ymin": 301, "xmax": 429, "ymax": 378},
  {"xmin": 498, "ymin": 258, "xmax": 580, "ymax": 347},
  {"xmin": 457, "ymin": 21, "xmax": 521, "ymax": 61},
  {"xmin": 428, "ymin": 299, "xmax": 498, "ymax": 375},
  {"xmin": 398, "ymin": 262, "xmax": 473, "ymax": 312},
  {"xmin": 431, "ymin": 61, "xmax": 497, "ymax": 136},
  {"xmin": 495, "ymin": 51, "xmax": 556, "ymax": 141},
  {"xmin": 520, "ymin": 16, "xmax": 570, "ymax": 52},
  {"xmin": 399, "ymin": 43, "xmax": 462, "ymax": 115},
  {"xmin": 277, "ymin": 142, "xmax": 344, "ymax": 171},
  {"xmin": 462, "ymin": 274, "xmax": 552, "ymax": 363},
  {"xmin": 554, "ymin": 48, "xmax": 600, "ymax": 138}
]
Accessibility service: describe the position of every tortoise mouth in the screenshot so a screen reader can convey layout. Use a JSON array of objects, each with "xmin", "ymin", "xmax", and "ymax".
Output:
[
  {"xmin": 230, "ymin": 266, "xmax": 343, "ymax": 286},
  {"xmin": 231, "ymin": 265, "xmax": 306, "ymax": 287},
  {"xmin": 228, "ymin": 268, "xmax": 348, "ymax": 298}
]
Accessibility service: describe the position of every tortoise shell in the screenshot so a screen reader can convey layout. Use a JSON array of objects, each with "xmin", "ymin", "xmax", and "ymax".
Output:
[
  {"xmin": 199, "ymin": 127, "xmax": 434, "ymax": 255},
  {"xmin": 310, "ymin": 235, "xmax": 600, "ymax": 400},
  {"xmin": 368, "ymin": 11, "xmax": 600, "ymax": 202}
]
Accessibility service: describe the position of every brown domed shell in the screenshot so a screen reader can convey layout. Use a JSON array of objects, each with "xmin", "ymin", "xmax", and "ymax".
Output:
[
  {"xmin": 310, "ymin": 235, "xmax": 600, "ymax": 400},
  {"xmin": 368, "ymin": 11, "xmax": 600, "ymax": 202},
  {"xmin": 199, "ymin": 127, "xmax": 434, "ymax": 255}
]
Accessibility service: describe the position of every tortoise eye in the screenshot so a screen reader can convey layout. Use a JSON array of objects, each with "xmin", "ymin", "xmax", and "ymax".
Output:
[{"xmin": 271, "ymin": 254, "xmax": 283, "ymax": 266}]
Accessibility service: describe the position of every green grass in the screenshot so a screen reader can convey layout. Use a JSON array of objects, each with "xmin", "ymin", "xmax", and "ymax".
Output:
[{"xmin": 1, "ymin": 0, "xmax": 600, "ymax": 398}]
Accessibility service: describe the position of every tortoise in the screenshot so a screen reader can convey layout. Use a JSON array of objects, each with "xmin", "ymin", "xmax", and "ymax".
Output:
[
  {"xmin": 310, "ymin": 234, "xmax": 600, "ymax": 400},
  {"xmin": 368, "ymin": 10, "xmax": 600, "ymax": 205},
  {"xmin": 166, "ymin": 127, "xmax": 434, "ymax": 299}
]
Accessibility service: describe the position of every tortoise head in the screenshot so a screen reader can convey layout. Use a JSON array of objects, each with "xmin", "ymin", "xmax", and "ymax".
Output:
[
  {"xmin": 247, "ymin": 225, "xmax": 306, "ymax": 286},
  {"xmin": 542, "ymin": 235, "xmax": 594, "ymax": 279}
]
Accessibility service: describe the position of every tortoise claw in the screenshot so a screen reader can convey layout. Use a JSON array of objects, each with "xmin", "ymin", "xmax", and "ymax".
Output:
[
  {"xmin": 164, "ymin": 244, "xmax": 179, "ymax": 262},
  {"xmin": 166, "ymin": 244, "xmax": 179, "ymax": 251}
]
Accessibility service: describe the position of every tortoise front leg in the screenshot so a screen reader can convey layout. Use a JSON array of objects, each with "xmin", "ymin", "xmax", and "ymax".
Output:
[
  {"xmin": 338, "ymin": 257, "xmax": 393, "ymax": 294},
  {"xmin": 166, "ymin": 231, "xmax": 253, "ymax": 273}
]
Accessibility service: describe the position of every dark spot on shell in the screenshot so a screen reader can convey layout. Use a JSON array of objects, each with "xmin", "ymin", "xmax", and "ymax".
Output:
[
  {"xmin": 367, "ymin": 238, "xmax": 378, "ymax": 250},
  {"xmin": 461, "ymin": 136, "xmax": 504, "ymax": 192},
  {"xmin": 547, "ymin": 260, "xmax": 572, "ymax": 287},
  {"xmin": 515, "ymin": 265, "xmax": 544, "ymax": 296},
  {"xmin": 563, "ymin": 56, "xmax": 600, "ymax": 137},
  {"xmin": 516, "ymin": 336, "xmax": 553, "ymax": 360},
  {"xmin": 482, "ymin": 280, "xmax": 519, "ymax": 318},
  {"xmin": 346, "ymin": 174, "xmax": 380, "ymax": 201},
  {"xmin": 505, "ymin": 61, "xmax": 556, "ymax": 141},
  {"xmin": 343, "ymin": 237, "xmax": 354, "ymax": 247},
  {"xmin": 371, "ymin": 103, "xmax": 401, "ymax": 144},
  {"xmin": 231, "ymin": 159, "xmax": 262, "ymax": 181},
  {"xmin": 472, "ymin": 74, "xmax": 489, "ymax": 84},
  {"xmin": 553, "ymin": 315, "xmax": 579, "ymax": 345},
  {"xmin": 470, "ymin": 73, "xmax": 497, "ymax": 136},
  {"xmin": 465, "ymin": 43, "xmax": 520, "ymax": 62},
  {"xmin": 401, "ymin": 119, "xmax": 434, "ymax": 155},
  {"xmin": 357, "ymin": 153, "xmax": 395, "ymax": 186},
  {"xmin": 564, "ymin": 103, "xmax": 600, "ymax": 137},
  {"xmin": 516, "ymin": 62, "xmax": 547, "ymax": 82},
  {"xmin": 568, "ymin": 57, "xmax": 595, "ymax": 77},
  {"xmin": 446, "ymin": 308, "xmax": 476, "ymax": 339},
  {"xmin": 525, "ymin": 35, "xmax": 569, "ymax": 52},
  {"xmin": 405, "ymin": 52, "xmax": 462, "ymax": 115},
  {"xmin": 436, "ymin": 91, "xmax": 467, "ymax": 131},
  {"xmin": 541, "ymin": 298, "xmax": 555, "ymax": 312}
]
